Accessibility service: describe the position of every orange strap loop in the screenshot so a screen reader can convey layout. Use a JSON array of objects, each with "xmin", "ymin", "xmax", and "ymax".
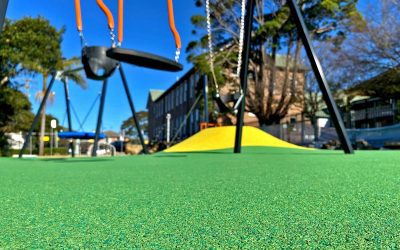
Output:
[
  {"xmin": 167, "ymin": 0, "xmax": 181, "ymax": 49},
  {"xmin": 118, "ymin": 0, "xmax": 123, "ymax": 44},
  {"xmin": 96, "ymin": 0, "xmax": 115, "ymax": 30},
  {"xmin": 74, "ymin": 0, "xmax": 83, "ymax": 32}
]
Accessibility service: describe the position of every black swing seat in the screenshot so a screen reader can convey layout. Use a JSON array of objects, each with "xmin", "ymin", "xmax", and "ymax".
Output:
[
  {"xmin": 82, "ymin": 46, "xmax": 118, "ymax": 81},
  {"xmin": 214, "ymin": 92, "xmax": 242, "ymax": 113},
  {"xmin": 106, "ymin": 47, "xmax": 183, "ymax": 72}
]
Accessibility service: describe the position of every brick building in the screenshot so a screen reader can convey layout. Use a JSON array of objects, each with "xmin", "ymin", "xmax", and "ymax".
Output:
[{"xmin": 147, "ymin": 56, "xmax": 308, "ymax": 142}]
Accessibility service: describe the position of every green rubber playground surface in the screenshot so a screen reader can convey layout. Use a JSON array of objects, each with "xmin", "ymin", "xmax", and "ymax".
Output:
[{"xmin": 0, "ymin": 147, "xmax": 399, "ymax": 248}]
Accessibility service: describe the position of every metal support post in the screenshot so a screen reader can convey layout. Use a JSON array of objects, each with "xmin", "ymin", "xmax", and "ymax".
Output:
[
  {"xmin": 0, "ymin": 0, "xmax": 8, "ymax": 35},
  {"xmin": 63, "ymin": 79, "xmax": 75, "ymax": 157},
  {"xmin": 287, "ymin": 0, "xmax": 354, "ymax": 154},
  {"xmin": 119, "ymin": 66, "xmax": 148, "ymax": 154},
  {"xmin": 92, "ymin": 79, "xmax": 108, "ymax": 157},
  {"xmin": 234, "ymin": 0, "xmax": 256, "ymax": 154}
]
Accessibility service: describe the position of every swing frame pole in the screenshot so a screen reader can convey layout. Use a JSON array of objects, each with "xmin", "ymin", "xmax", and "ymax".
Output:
[
  {"xmin": 63, "ymin": 79, "xmax": 75, "ymax": 157},
  {"xmin": 92, "ymin": 79, "xmax": 108, "ymax": 157},
  {"xmin": 234, "ymin": 0, "xmax": 256, "ymax": 154},
  {"xmin": 287, "ymin": 0, "xmax": 353, "ymax": 154},
  {"xmin": 0, "ymin": 0, "xmax": 8, "ymax": 35},
  {"xmin": 119, "ymin": 65, "xmax": 148, "ymax": 154}
]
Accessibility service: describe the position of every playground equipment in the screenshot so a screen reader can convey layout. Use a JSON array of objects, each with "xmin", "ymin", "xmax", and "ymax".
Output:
[
  {"xmin": 165, "ymin": 126, "xmax": 311, "ymax": 153},
  {"xmin": 75, "ymin": 0, "xmax": 183, "ymax": 156},
  {"xmin": 232, "ymin": 0, "xmax": 353, "ymax": 154},
  {"xmin": 0, "ymin": 0, "xmax": 353, "ymax": 155},
  {"xmin": 105, "ymin": 0, "xmax": 182, "ymax": 71},
  {"xmin": 18, "ymin": 69, "xmax": 108, "ymax": 158},
  {"xmin": 58, "ymin": 132, "xmax": 106, "ymax": 140},
  {"xmin": 17, "ymin": 0, "xmax": 184, "ymax": 158}
]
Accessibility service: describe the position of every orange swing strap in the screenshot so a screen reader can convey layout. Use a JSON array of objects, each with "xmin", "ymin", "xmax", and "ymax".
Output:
[
  {"xmin": 75, "ymin": 0, "xmax": 179, "ymax": 52},
  {"xmin": 167, "ymin": 0, "xmax": 181, "ymax": 61},
  {"xmin": 96, "ymin": 0, "xmax": 115, "ymax": 30},
  {"xmin": 96, "ymin": 0, "xmax": 117, "ymax": 46},
  {"xmin": 118, "ymin": 0, "xmax": 123, "ymax": 45},
  {"xmin": 74, "ymin": 0, "xmax": 83, "ymax": 32}
]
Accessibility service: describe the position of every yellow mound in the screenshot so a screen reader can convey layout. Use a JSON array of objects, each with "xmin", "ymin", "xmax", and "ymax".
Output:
[{"xmin": 164, "ymin": 126, "xmax": 312, "ymax": 152}]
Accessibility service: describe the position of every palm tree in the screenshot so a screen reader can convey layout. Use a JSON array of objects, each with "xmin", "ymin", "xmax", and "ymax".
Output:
[
  {"xmin": 36, "ymin": 57, "xmax": 86, "ymax": 156},
  {"xmin": 58, "ymin": 57, "xmax": 87, "ymax": 89}
]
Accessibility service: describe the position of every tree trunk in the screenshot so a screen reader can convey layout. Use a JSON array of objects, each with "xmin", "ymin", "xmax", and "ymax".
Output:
[
  {"xmin": 275, "ymin": 35, "xmax": 294, "ymax": 115},
  {"xmin": 266, "ymin": 34, "xmax": 279, "ymax": 118},
  {"xmin": 280, "ymin": 38, "xmax": 302, "ymax": 116},
  {"xmin": 39, "ymin": 75, "xmax": 47, "ymax": 156},
  {"xmin": 312, "ymin": 117, "xmax": 319, "ymax": 142}
]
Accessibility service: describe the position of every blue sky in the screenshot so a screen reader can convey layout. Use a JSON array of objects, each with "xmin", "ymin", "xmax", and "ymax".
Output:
[{"xmin": 6, "ymin": 0, "xmax": 372, "ymax": 133}]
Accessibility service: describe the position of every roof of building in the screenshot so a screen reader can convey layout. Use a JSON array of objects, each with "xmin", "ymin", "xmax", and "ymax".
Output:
[
  {"xmin": 149, "ymin": 89, "xmax": 165, "ymax": 102},
  {"xmin": 348, "ymin": 68, "xmax": 400, "ymax": 97},
  {"xmin": 152, "ymin": 67, "xmax": 197, "ymax": 103},
  {"xmin": 104, "ymin": 130, "xmax": 120, "ymax": 138}
]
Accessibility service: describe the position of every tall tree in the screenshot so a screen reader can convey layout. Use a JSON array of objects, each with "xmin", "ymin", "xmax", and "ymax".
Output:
[
  {"xmin": 327, "ymin": 0, "xmax": 399, "ymax": 85},
  {"xmin": 57, "ymin": 57, "xmax": 87, "ymax": 90},
  {"xmin": 188, "ymin": 0, "xmax": 363, "ymax": 125},
  {"xmin": 0, "ymin": 17, "xmax": 64, "ymax": 155},
  {"xmin": 121, "ymin": 111, "xmax": 149, "ymax": 138}
]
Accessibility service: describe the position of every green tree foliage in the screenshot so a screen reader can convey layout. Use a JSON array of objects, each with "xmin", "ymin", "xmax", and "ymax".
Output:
[
  {"xmin": 0, "ymin": 17, "xmax": 66, "ymax": 155},
  {"xmin": 0, "ymin": 86, "xmax": 33, "ymax": 155},
  {"xmin": 188, "ymin": 0, "xmax": 363, "ymax": 125},
  {"xmin": 57, "ymin": 57, "xmax": 87, "ymax": 90},
  {"xmin": 326, "ymin": 0, "xmax": 399, "ymax": 86},
  {"xmin": 0, "ymin": 17, "xmax": 64, "ymax": 85},
  {"xmin": 2, "ymin": 17, "xmax": 64, "ymax": 155},
  {"xmin": 121, "ymin": 111, "xmax": 149, "ymax": 138}
]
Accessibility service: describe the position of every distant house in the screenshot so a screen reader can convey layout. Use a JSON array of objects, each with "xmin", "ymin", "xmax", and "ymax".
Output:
[
  {"xmin": 346, "ymin": 97, "xmax": 399, "ymax": 129},
  {"xmin": 103, "ymin": 130, "xmax": 120, "ymax": 143},
  {"xmin": 345, "ymin": 69, "xmax": 400, "ymax": 129}
]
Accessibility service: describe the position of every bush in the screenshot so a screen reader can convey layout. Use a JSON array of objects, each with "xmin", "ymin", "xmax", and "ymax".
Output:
[
  {"xmin": 9, "ymin": 147, "xmax": 69, "ymax": 156},
  {"xmin": 0, "ymin": 132, "xmax": 11, "ymax": 156}
]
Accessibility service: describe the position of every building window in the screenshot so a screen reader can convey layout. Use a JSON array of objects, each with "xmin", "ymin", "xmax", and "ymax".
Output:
[
  {"xmin": 194, "ymin": 71, "xmax": 200, "ymax": 84},
  {"xmin": 184, "ymin": 82, "xmax": 187, "ymax": 102},
  {"xmin": 167, "ymin": 94, "xmax": 170, "ymax": 111},
  {"xmin": 180, "ymin": 85, "xmax": 183, "ymax": 104},
  {"xmin": 177, "ymin": 86, "xmax": 181, "ymax": 106},
  {"xmin": 189, "ymin": 76, "xmax": 194, "ymax": 98}
]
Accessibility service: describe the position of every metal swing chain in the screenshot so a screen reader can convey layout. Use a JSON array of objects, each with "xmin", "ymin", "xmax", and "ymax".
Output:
[
  {"xmin": 206, "ymin": 0, "xmax": 247, "ymax": 104},
  {"xmin": 206, "ymin": 0, "xmax": 220, "ymax": 96},
  {"xmin": 233, "ymin": 0, "xmax": 247, "ymax": 114},
  {"xmin": 110, "ymin": 29, "xmax": 117, "ymax": 48},
  {"xmin": 175, "ymin": 48, "xmax": 181, "ymax": 62},
  {"xmin": 236, "ymin": 0, "xmax": 247, "ymax": 79},
  {"xmin": 79, "ymin": 31, "xmax": 88, "ymax": 48}
]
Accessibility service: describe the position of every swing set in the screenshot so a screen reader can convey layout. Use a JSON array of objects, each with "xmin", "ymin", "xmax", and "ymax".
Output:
[
  {"xmin": 18, "ymin": 0, "xmax": 184, "ymax": 158},
  {"xmin": 1, "ymin": 0, "xmax": 353, "ymax": 157}
]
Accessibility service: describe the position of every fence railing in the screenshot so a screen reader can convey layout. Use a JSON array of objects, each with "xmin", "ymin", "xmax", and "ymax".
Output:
[{"xmin": 261, "ymin": 121, "xmax": 400, "ymax": 149}]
